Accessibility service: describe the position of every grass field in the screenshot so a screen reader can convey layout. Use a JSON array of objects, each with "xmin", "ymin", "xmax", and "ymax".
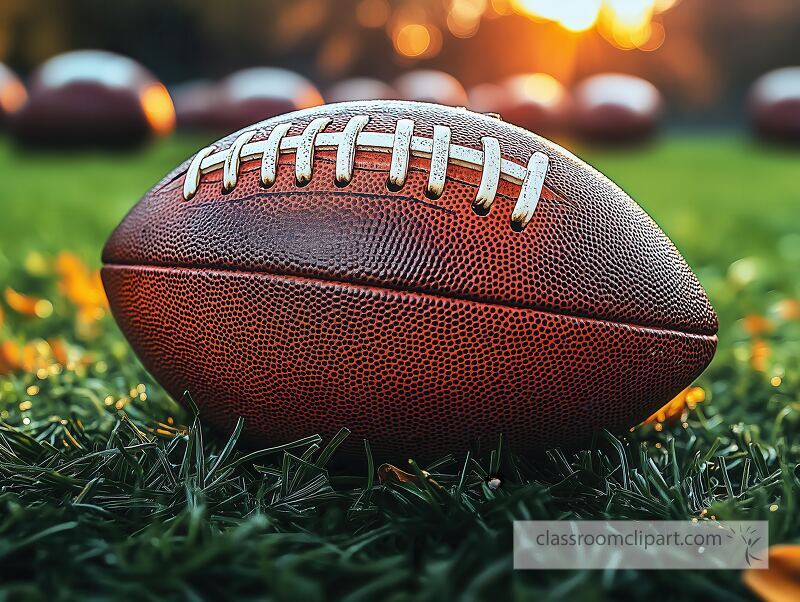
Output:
[{"xmin": 0, "ymin": 134, "xmax": 798, "ymax": 600}]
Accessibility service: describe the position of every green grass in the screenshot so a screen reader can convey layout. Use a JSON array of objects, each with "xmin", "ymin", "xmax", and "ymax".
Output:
[{"xmin": 0, "ymin": 134, "xmax": 799, "ymax": 601}]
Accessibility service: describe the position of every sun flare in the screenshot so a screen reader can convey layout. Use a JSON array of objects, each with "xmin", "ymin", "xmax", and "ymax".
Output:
[{"xmin": 512, "ymin": 0, "xmax": 678, "ymax": 48}]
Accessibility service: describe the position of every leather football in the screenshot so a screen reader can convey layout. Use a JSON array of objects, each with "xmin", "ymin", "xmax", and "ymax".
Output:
[
  {"xmin": 102, "ymin": 100, "xmax": 717, "ymax": 463},
  {"xmin": 11, "ymin": 50, "xmax": 175, "ymax": 147}
]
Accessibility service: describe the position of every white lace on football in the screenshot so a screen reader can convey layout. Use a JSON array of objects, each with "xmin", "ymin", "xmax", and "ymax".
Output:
[{"xmin": 182, "ymin": 115, "xmax": 550, "ymax": 231}]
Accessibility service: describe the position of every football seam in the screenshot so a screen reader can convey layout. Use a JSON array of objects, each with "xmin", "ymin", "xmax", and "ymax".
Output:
[
  {"xmin": 195, "ymin": 155, "xmax": 574, "ymax": 209},
  {"xmin": 157, "ymin": 151, "xmax": 574, "ymax": 211},
  {"xmin": 181, "ymin": 115, "xmax": 552, "ymax": 231},
  {"xmin": 102, "ymin": 262, "xmax": 719, "ymax": 340}
]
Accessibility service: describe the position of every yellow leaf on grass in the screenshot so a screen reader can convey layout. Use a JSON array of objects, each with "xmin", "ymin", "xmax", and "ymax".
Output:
[
  {"xmin": 775, "ymin": 299, "xmax": 800, "ymax": 321},
  {"xmin": 752, "ymin": 339, "xmax": 771, "ymax": 372},
  {"xmin": 56, "ymin": 252, "xmax": 108, "ymax": 310},
  {"xmin": 4, "ymin": 288, "xmax": 53, "ymax": 318},
  {"xmin": 645, "ymin": 386, "xmax": 706, "ymax": 425},
  {"xmin": 0, "ymin": 340, "xmax": 20, "ymax": 374},
  {"xmin": 743, "ymin": 314, "xmax": 775, "ymax": 335},
  {"xmin": 743, "ymin": 544, "xmax": 800, "ymax": 602},
  {"xmin": 56, "ymin": 252, "xmax": 108, "ymax": 337},
  {"xmin": 377, "ymin": 463, "xmax": 442, "ymax": 490}
]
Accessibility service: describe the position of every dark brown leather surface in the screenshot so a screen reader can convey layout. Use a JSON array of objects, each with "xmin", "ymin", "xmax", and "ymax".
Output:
[
  {"xmin": 10, "ymin": 52, "xmax": 157, "ymax": 147},
  {"xmin": 103, "ymin": 100, "xmax": 718, "ymax": 462},
  {"xmin": 102, "ymin": 265, "xmax": 715, "ymax": 461}
]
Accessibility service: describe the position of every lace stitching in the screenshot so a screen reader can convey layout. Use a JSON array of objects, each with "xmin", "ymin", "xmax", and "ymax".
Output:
[{"xmin": 182, "ymin": 115, "xmax": 550, "ymax": 231}]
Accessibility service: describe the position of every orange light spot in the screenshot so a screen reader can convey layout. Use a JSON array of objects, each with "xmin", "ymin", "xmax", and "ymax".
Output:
[
  {"xmin": 605, "ymin": 0, "xmax": 654, "ymax": 28},
  {"xmin": 775, "ymin": 299, "xmax": 800, "ymax": 320},
  {"xmin": 4, "ymin": 288, "xmax": 52, "ymax": 318},
  {"xmin": 639, "ymin": 20, "xmax": 665, "ymax": 51},
  {"xmin": 447, "ymin": 13, "xmax": 480, "ymax": 38},
  {"xmin": 23, "ymin": 343, "xmax": 44, "ymax": 373},
  {"xmin": 0, "ymin": 339, "xmax": 60, "ymax": 375},
  {"xmin": 56, "ymin": 253, "xmax": 108, "ymax": 309},
  {"xmin": 356, "ymin": 0, "xmax": 390, "ymax": 28},
  {"xmin": 512, "ymin": 0, "xmax": 563, "ymax": 21},
  {"xmin": 447, "ymin": 0, "xmax": 487, "ymax": 37},
  {"xmin": 512, "ymin": 73, "xmax": 566, "ymax": 108},
  {"xmin": 654, "ymin": 0, "xmax": 680, "ymax": 11},
  {"xmin": 316, "ymin": 33, "xmax": 357, "ymax": 77},
  {"xmin": 451, "ymin": 0, "xmax": 487, "ymax": 18},
  {"xmin": 743, "ymin": 314, "xmax": 775, "ymax": 335},
  {"xmin": 0, "ymin": 341, "xmax": 20, "ymax": 374},
  {"xmin": 140, "ymin": 83, "xmax": 176, "ymax": 136},
  {"xmin": 751, "ymin": 339, "xmax": 770, "ymax": 372},
  {"xmin": 489, "ymin": 0, "xmax": 514, "ymax": 16},
  {"xmin": 0, "ymin": 80, "xmax": 27, "ymax": 114},
  {"xmin": 47, "ymin": 338, "xmax": 69, "ymax": 366},
  {"xmin": 395, "ymin": 23, "xmax": 432, "ymax": 57}
]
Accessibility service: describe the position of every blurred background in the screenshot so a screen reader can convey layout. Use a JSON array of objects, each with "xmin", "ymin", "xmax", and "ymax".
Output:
[{"xmin": 1, "ymin": 0, "xmax": 800, "ymax": 126}]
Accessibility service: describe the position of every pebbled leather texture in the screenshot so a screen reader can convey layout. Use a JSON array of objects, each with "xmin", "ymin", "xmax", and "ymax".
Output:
[{"xmin": 103, "ymin": 100, "xmax": 718, "ymax": 463}]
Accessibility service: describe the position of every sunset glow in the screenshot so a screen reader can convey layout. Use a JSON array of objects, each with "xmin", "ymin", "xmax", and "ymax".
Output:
[
  {"xmin": 512, "ymin": 0, "xmax": 678, "ymax": 49},
  {"xmin": 384, "ymin": 0, "xmax": 677, "ymax": 59},
  {"xmin": 510, "ymin": 73, "xmax": 566, "ymax": 107}
]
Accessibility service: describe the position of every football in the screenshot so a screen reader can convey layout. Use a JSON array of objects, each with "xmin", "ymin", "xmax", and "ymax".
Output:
[
  {"xmin": 172, "ymin": 79, "xmax": 218, "ymax": 131},
  {"xmin": 326, "ymin": 78, "xmax": 398, "ymax": 103},
  {"xmin": 102, "ymin": 100, "xmax": 717, "ymax": 463},
  {"xmin": 10, "ymin": 50, "xmax": 175, "ymax": 147},
  {"xmin": 394, "ymin": 70, "xmax": 468, "ymax": 106},
  {"xmin": 468, "ymin": 74, "xmax": 572, "ymax": 136},
  {"xmin": 748, "ymin": 67, "xmax": 800, "ymax": 143},
  {"xmin": 210, "ymin": 68, "xmax": 324, "ymax": 133},
  {"xmin": 574, "ymin": 74, "xmax": 664, "ymax": 144}
]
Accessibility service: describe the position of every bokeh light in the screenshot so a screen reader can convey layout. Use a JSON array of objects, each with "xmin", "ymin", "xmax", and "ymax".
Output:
[
  {"xmin": 447, "ymin": 0, "xmax": 488, "ymax": 38},
  {"xmin": 511, "ymin": 73, "xmax": 565, "ymax": 108},
  {"xmin": 514, "ymin": 0, "xmax": 603, "ymax": 32},
  {"xmin": 395, "ymin": 23, "xmax": 432, "ymax": 57},
  {"xmin": 559, "ymin": 0, "xmax": 603, "ymax": 33},
  {"xmin": 489, "ymin": 0, "xmax": 514, "ymax": 16},
  {"xmin": 139, "ymin": 83, "xmax": 176, "ymax": 136},
  {"xmin": 356, "ymin": 0, "xmax": 390, "ymax": 28},
  {"xmin": 510, "ymin": 0, "xmax": 677, "ymax": 50},
  {"xmin": 0, "ymin": 78, "xmax": 27, "ymax": 113},
  {"xmin": 511, "ymin": 0, "xmax": 563, "ymax": 22}
]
